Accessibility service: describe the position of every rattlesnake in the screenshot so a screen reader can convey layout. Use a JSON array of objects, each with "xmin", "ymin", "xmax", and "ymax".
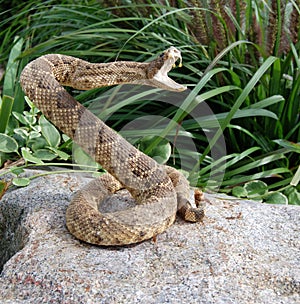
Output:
[{"xmin": 20, "ymin": 47, "xmax": 204, "ymax": 246}]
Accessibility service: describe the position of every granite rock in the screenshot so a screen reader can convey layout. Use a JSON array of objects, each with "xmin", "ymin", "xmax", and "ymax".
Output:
[{"xmin": 0, "ymin": 170, "xmax": 299, "ymax": 303}]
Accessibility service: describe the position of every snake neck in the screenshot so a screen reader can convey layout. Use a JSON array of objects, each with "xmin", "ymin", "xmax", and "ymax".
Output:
[
  {"xmin": 44, "ymin": 48, "xmax": 185, "ymax": 92},
  {"xmin": 69, "ymin": 61, "xmax": 153, "ymax": 90},
  {"xmin": 39, "ymin": 55, "xmax": 160, "ymax": 90}
]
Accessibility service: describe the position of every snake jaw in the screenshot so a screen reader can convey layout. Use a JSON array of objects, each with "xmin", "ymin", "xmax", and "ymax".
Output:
[
  {"xmin": 152, "ymin": 46, "xmax": 186, "ymax": 92},
  {"xmin": 132, "ymin": 47, "xmax": 187, "ymax": 92}
]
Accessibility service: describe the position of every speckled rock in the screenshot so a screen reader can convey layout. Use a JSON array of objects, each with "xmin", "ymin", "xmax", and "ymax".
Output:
[{"xmin": 0, "ymin": 170, "xmax": 299, "ymax": 304}]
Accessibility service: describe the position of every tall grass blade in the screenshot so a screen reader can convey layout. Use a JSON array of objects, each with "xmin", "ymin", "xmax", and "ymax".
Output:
[
  {"xmin": 2, "ymin": 36, "xmax": 23, "ymax": 98},
  {"xmin": 0, "ymin": 96, "xmax": 14, "ymax": 133}
]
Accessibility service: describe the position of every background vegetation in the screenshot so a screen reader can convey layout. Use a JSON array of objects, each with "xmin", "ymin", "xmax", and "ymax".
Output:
[{"xmin": 0, "ymin": 0, "xmax": 299, "ymax": 204}]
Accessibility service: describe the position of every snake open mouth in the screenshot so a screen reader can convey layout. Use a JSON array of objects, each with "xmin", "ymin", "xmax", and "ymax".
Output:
[
  {"xmin": 133, "ymin": 46, "xmax": 187, "ymax": 92},
  {"xmin": 152, "ymin": 46, "xmax": 186, "ymax": 92}
]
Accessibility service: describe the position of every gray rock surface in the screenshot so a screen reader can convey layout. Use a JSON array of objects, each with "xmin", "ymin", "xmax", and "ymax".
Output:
[{"xmin": 0, "ymin": 170, "xmax": 299, "ymax": 303}]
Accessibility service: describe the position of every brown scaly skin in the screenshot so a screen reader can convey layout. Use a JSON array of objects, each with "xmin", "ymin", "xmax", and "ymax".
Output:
[{"xmin": 20, "ymin": 47, "xmax": 204, "ymax": 246}]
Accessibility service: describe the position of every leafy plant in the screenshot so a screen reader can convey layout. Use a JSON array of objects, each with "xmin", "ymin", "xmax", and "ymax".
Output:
[
  {"xmin": 0, "ymin": 96, "xmax": 71, "ymax": 167},
  {"xmin": 0, "ymin": 36, "xmax": 24, "ymax": 133},
  {"xmin": 0, "ymin": 1, "xmax": 299, "ymax": 204},
  {"xmin": 232, "ymin": 180, "xmax": 285, "ymax": 203}
]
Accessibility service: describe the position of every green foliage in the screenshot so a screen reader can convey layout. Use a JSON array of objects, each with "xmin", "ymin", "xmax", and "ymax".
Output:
[
  {"xmin": 0, "ymin": 96, "xmax": 71, "ymax": 166},
  {"xmin": 0, "ymin": 0, "xmax": 299, "ymax": 204},
  {"xmin": 138, "ymin": 136, "xmax": 172, "ymax": 164},
  {"xmin": 0, "ymin": 36, "xmax": 24, "ymax": 134},
  {"xmin": 231, "ymin": 179, "xmax": 297, "ymax": 204}
]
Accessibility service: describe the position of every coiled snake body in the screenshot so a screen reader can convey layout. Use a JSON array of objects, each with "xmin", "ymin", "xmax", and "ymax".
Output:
[{"xmin": 20, "ymin": 47, "xmax": 204, "ymax": 246}]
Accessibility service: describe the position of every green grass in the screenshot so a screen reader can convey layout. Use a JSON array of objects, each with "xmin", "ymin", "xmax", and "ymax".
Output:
[{"xmin": 0, "ymin": 0, "xmax": 299, "ymax": 204}]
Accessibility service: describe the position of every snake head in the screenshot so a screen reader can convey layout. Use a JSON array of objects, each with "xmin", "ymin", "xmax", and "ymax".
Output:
[{"xmin": 133, "ymin": 47, "xmax": 187, "ymax": 92}]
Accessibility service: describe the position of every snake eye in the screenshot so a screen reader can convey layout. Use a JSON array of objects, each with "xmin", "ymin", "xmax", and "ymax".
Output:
[{"xmin": 159, "ymin": 52, "xmax": 165, "ymax": 58}]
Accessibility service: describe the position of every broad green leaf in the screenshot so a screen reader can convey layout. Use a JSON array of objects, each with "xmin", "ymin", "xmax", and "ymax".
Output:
[
  {"xmin": 14, "ymin": 128, "xmax": 29, "ymax": 139},
  {"xmin": 39, "ymin": 115, "xmax": 61, "ymax": 148},
  {"xmin": 138, "ymin": 136, "xmax": 171, "ymax": 164},
  {"xmin": 12, "ymin": 177, "xmax": 30, "ymax": 187},
  {"xmin": 33, "ymin": 149, "xmax": 57, "ymax": 161},
  {"xmin": 0, "ymin": 133, "xmax": 18, "ymax": 153},
  {"xmin": 284, "ymin": 187, "xmax": 300, "ymax": 205},
  {"xmin": 29, "ymin": 137, "xmax": 48, "ymax": 152},
  {"xmin": 21, "ymin": 147, "xmax": 43, "ymax": 164},
  {"xmin": 73, "ymin": 145, "xmax": 101, "ymax": 171},
  {"xmin": 232, "ymin": 186, "xmax": 247, "ymax": 198},
  {"xmin": 10, "ymin": 167, "xmax": 25, "ymax": 176},
  {"xmin": 12, "ymin": 111, "xmax": 28, "ymax": 125},
  {"xmin": 265, "ymin": 192, "xmax": 288, "ymax": 205},
  {"xmin": 62, "ymin": 134, "xmax": 70, "ymax": 142},
  {"xmin": 23, "ymin": 111, "xmax": 37, "ymax": 126},
  {"xmin": 31, "ymin": 125, "xmax": 41, "ymax": 133},
  {"xmin": 244, "ymin": 180, "xmax": 268, "ymax": 198},
  {"xmin": 29, "ymin": 131, "xmax": 41, "ymax": 140}
]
